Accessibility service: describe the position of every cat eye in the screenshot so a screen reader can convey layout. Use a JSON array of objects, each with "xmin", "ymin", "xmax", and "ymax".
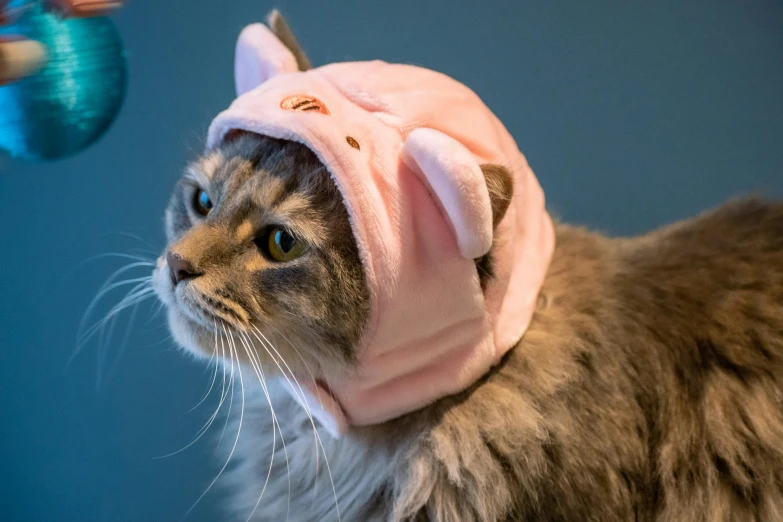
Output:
[
  {"xmin": 193, "ymin": 189, "xmax": 213, "ymax": 216},
  {"xmin": 267, "ymin": 227, "xmax": 306, "ymax": 262}
]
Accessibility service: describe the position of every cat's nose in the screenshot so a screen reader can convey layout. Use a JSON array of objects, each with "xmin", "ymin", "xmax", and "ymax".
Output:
[{"xmin": 167, "ymin": 252, "xmax": 200, "ymax": 284}]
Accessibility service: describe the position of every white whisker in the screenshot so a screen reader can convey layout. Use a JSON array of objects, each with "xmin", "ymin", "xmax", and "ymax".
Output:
[
  {"xmin": 94, "ymin": 299, "xmax": 118, "ymax": 388},
  {"xmin": 146, "ymin": 299, "xmax": 166, "ymax": 325},
  {"xmin": 265, "ymin": 322, "xmax": 324, "ymax": 503},
  {"xmin": 181, "ymin": 321, "xmax": 245, "ymax": 521},
  {"xmin": 60, "ymin": 252, "xmax": 154, "ymax": 290},
  {"xmin": 78, "ymin": 282, "xmax": 154, "ymax": 343},
  {"xmin": 78, "ymin": 273, "xmax": 153, "ymax": 339},
  {"xmin": 236, "ymin": 330, "xmax": 290, "ymax": 522},
  {"xmin": 155, "ymin": 322, "xmax": 230, "ymax": 460},
  {"xmin": 248, "ymin": 325, "xmax": 341, "ymax": 522},
  {"xmin": 71, "ymin": 281, "xmax": 155, "ymax": 367},
  {"xmin": 219, "ymin": 322, "xmax": 237, "ymax": 445},
  {"xmin": 97, "ymin": 231, "xmax": 160, "ymax": 254},
  {"xmin": 187, "ymin": 322, "xmax": 221, "ymax": 413},
  {"xmin": 103, "ymin": 297, "xmax": 141, "ymax": 386}
]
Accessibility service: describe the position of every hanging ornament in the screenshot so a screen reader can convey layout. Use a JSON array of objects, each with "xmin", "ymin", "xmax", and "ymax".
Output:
[{"xmin": 0, "ymin": 0, "xmax": 127, "ymax": 161}]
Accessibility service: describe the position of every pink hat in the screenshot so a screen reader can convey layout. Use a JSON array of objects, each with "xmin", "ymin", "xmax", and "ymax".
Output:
[{"xmin": 207, "ymin": 22, "xmax": 555, "ymax": 437}]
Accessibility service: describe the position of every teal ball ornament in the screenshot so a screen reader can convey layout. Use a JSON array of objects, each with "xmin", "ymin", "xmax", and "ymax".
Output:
[{"xmin": 0, "ymin": 1, "xmax": 127, "ymax": 161}]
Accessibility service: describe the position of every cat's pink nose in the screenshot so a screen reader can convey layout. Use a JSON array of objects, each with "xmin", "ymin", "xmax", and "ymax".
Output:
[{"xmin": 167, "ymin": 252, "xmax": 199, "ymax": 284}]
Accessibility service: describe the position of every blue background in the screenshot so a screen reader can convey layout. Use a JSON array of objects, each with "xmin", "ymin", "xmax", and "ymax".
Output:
[{"xmin": 1, "ymin": 1, "xmax": 781, "ymax": 521}]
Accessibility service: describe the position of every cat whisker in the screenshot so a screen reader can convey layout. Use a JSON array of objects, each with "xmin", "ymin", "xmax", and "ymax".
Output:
[
  {"xmin": 248, "ymin": 326, "xmax": 309, "ymax": 410},
  {"xmin": 187, "ymin": 323, "xmax": 221, "ymax": 413},
  {"xmin": 247, "ymin": 325, "xmax": 320, "ymax": 443},
  {"xmin": 181, "ymin": 322, "xmax": 246, "ymax": 521},
  {"xmin": 265, "ymin": 322, "xmax": 324, "ymax": 502},
  {"xmin": 77, "ymin": 285, "xmax": 155, "ymax": 350},
  {"xmin": 154, "ymin": 321, "xmax": 230, "ymax": 460},
  {"xmin": 71, "ymin": 279, "xmax": 155, "ymax": 371},
  {"xmin": 217, "ymin": 322, "xmax": 230, "ymax": 436},
  {"xmin": 241, "ymin": 329, "xmax": 298, "ymax": 518},
  {"xmin": 219, "ymin": 323, "xmax": 237, "ymax": 446},
  {"xmin": 60, "ymin": 252, "xmax": 155, "ymax": 291},
  {"xmin": 95, "ymin": 231, "xmax": 160, "ymax": 255},
  {"xmin": 80, "ymin": 277, "xmax": 153, "ymax": 336},
  {"xmin": 102, "ymin": 297, "xmax": 141, "ymax": 386},
  {"xmin": 147, "ymin": 333, "xmax": 175, "ymax": 349},
  {"xmin": 79, "ymin": 271, "xmax": 153, "ymax": 340},
  {"xmin": 265, "ymin": 323, "xmax": 321, "ymax": 413},
  {"xmin": 264, "ymin": 323, "xmax": 319, "ymax": 389},
  {"xmin": 68, "ymin": 248, "xmax": 158, "ymax": 379},
  {"xmin": 80, "ymin": 270, "xmax": 153, "ymax": 385},
  {"xmin": 182, "ymin": 292, "xmax": 249, "ymax": 333},
  {"xmin": 95, "ymin": 300, "xmax": 119, "ymax": 388},
  {"xmin": 83, "ymin": 252, "xmax": 156, "ymax": 265},
  {"xmin": 248, "ymin": 324, "xmax": 341, "ymax": 522},
  {"xmin": 144, "ymin": 298, "xmax": 167, "ymax": 327},
  {"xmin": 236, "ymin": 329, "xmax": 291, "ymax": 522}
]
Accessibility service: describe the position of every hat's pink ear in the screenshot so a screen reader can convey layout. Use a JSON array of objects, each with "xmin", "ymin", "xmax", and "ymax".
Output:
[
  {"xmin": 235, "ymin": 23, "xmax": 299, "ymax": 96},
  {"xmin": 402, "ymin": 128, "xmax": 494, "ymax": 259}
]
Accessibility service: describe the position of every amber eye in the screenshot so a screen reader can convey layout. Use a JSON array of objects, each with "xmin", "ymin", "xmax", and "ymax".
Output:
[
  {"xmin": 267, "ymin": 227, "xmax": 306, "ymax": 262},
  {"xmin": 193, "ymin": 189, "xmax": 213, "ymax": 216}
]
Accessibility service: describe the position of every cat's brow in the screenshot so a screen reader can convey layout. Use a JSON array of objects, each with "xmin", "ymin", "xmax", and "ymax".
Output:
[
  {"xmin": 273, "ymin": 192, "xmax": 314, "ymax": 219},
  {"xmin": 234, "ymin": 220, "xmax": 254, "ymax": 242},
  {"xmin": 184, "ymin": 152, "xmax": 224, "ymax": 187},
  {"xmin": 261, "ymin": 209, "xmax": 329, "ymax": 248},
  {"xmin": 220, "ymin": 158, "xmax": 261, "ymax": 193},
  {"xmin": 247, "ymin": 175, "xmax": 288, "ymax": 209},
  {"xmin": 183, "ymin": 165, "xmax": 208, "ymax": 187}
]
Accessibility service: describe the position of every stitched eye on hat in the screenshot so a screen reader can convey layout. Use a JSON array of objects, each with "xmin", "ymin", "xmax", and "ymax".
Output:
[
  {"xmin": 346, "ymin": 136, "xmax": 360, "ymax": 150},
  {"xmin": 280, "ymin": 95, "xmax": 330, "ymax": 115}
]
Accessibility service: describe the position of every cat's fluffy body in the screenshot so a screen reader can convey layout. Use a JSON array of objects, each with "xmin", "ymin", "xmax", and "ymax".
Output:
[
  {"xmin": 218, "ymin": 197, "xmax": 783, "ymax": 522},
  {"xmin": 157, "ymin": 135, "xmax": 783, "ymax": 522},
  {"xmin": 152, "ymin": 14, "xmax": 783, "ymax": 522}
]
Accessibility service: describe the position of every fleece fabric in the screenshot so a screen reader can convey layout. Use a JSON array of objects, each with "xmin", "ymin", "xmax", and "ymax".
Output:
[{"xmin": 207, "ymin": 21, "xmax": 555, "ymax": 437}]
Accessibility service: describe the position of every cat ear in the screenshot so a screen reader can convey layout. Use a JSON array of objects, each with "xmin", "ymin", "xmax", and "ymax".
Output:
[
  {"xmin": 234, "ymin": 10, "xmax": 309, "ymax": 96},
  {"xmin": 267, "ymin": 10, "xmax": 312, "ymax": 72},
  {"xmin": 402, "ymin": 128, "xmax": 495, "ymax": 259},
  {"xmin": 480, "ymin": 163, "xmax": 514, "ymax": 229}
]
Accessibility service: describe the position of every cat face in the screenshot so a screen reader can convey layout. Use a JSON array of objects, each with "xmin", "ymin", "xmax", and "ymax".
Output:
[{"xmin": 152, "ymin": 132, "xmax": 369, "ymax": 379}]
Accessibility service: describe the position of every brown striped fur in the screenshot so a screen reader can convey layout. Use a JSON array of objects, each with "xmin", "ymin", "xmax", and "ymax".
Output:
[{"xmin": 152, "ymin": 13, "xmax": 783, "ymax": 521}]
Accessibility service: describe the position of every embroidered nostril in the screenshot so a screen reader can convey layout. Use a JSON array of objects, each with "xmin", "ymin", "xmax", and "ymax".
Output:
[
  {"xmin": 346, "ymin": 136, "xmax": 360, "ymax": 150},
  {"xmin": 280, "ymin": 95, "xmax": 330, "ymax": 115}
]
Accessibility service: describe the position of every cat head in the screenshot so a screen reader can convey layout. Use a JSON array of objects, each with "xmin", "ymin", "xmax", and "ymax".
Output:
[
  {"xmin": 153, "ymin": 11, "xmax": 551, "ymax": 432},
  {"xmin": 152, "ymin": 135, "xmax": 512, "ymax": 384},
  {"xmin": 152, "ymin": 130, "xmax": 371, "ymax": 379}
]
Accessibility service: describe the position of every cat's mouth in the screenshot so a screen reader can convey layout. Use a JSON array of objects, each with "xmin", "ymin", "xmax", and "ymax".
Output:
[
  {"xmin": 179, "ymin": 293, "xmax": 237, "ymax": 329},
  {"xmin": 151, "ymin": 256, "xmax": 248, "ymax": 355}
]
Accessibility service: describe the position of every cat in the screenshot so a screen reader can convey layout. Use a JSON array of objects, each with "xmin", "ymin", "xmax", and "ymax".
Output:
[{"xmin": 150, "ymin": 12, "xmax": 783, "ymax": 522}]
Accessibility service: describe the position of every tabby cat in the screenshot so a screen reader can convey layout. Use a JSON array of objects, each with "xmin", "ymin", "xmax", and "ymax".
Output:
[{"xmin": 150, "ymin": 13, "xmax": 783, "ymax": 522}]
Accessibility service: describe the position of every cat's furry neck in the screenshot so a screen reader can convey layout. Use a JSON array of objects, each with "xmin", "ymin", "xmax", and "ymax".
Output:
[{"xmin": 225, "ymin": 199, "xmax": 783, "ymax": 522}]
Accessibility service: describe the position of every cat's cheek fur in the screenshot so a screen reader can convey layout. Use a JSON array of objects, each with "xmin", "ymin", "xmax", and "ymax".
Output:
[
  {"xmin": 152, "ymin": 258, "xmax": 212, "ymax": 358},
  {"xmin": 151, "ymin": 257, "xmax": 174, "ymax": 306},
  {"xmin": 165, "ymin": 307, "xmax": 215, "ymax": 359}
]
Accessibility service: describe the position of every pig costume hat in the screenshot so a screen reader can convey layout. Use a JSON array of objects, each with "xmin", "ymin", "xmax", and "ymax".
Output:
[{"xmin": 206, "ymin": 19, "xmax": 555, "ymax": 437}]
